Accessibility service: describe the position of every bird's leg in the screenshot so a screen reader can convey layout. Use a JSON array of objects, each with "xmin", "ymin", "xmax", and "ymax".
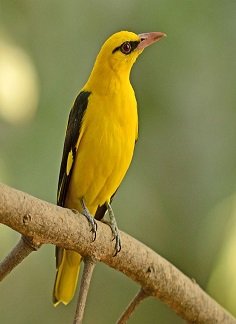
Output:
[
  {"xmin": 80, "ymin": 198, "xmax": 97, "ymax": 241},
  {"xmin": 106, "ymin": 202, "xmax": 121, "ymax": 256},
  {"xmin": 73, "ymin": 256, "xmax": 96, "ymax": 324}
]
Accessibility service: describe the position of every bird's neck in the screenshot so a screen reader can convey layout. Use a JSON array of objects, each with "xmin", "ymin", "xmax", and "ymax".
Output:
[{"xmin": 84, "ymin": 56, "xmax": 132, "ymax": 95}]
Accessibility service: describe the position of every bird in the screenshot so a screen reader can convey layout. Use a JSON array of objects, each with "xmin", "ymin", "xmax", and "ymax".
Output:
[{"xmin": 53, "ymin": 30, "xmax": 166, "ymax": 306}]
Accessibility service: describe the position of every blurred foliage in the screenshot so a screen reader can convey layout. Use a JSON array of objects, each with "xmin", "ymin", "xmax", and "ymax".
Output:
[
  {"xmin": 206, "ymin": 195, "xmax": 236, "ymax": 316},
  {"xmin": 0, "ymin": 1, "xmax": 236, "ymax": 323}
]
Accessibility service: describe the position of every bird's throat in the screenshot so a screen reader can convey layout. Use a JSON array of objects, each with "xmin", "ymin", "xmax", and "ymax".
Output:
[{"xmin": 85, "ymin": 56, "xmax": 132, "ymax": 95}]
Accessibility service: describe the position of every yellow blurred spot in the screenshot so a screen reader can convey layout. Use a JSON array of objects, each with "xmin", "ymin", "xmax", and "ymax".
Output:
[{"xmin": 0, "ymin": 36, "xmax": 39, "ymax": 124}]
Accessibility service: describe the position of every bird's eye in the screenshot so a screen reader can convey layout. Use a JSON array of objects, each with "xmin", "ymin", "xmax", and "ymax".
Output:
[{"xmin": 120, "ymin": 42, "xmax": 132, "ymax": 55}]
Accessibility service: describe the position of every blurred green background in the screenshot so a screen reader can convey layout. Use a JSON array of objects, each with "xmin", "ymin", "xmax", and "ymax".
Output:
[{"xmin": 1, "ymin": 1, "xmax": 236, "ymax": 323}]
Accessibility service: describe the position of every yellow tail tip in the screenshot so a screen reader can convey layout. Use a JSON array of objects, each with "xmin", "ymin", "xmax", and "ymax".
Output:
[
  {"xmin": 53, "ymin": 250, "xmax": 82, "ymax": 307},
  {"xmin": 53, "ymin": 299, "xmax": 69, "ymax": 307}
]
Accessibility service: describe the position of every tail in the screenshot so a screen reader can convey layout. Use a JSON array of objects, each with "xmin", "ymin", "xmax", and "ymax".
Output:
[{"xmin": 53, "ymin": 249, "xmax": 82, "ymax": 306}]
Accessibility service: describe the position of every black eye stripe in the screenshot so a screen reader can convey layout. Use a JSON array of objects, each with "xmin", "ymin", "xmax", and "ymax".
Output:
[{"xmin": 112, "ymin": 40, "xmax": 140, "ymax": 54}]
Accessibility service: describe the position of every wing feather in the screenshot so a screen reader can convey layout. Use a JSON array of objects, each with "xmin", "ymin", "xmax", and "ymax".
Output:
[
  {"xmin": 57, "ymin": 91, "xmax": 91, "ymax": 207},
  {"xmin": 56, "ymin": 91, "xmax": 91, "ymax": 267}
]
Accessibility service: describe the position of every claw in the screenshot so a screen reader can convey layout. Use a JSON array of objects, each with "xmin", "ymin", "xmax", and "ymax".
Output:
[
  {"xmin": 113, "ymin": 234, "xmax": 121, "ymax": 257},
  {"xmin": 83, "ymin": 214, "xmax": 97, "ymax": 242},
  {"xmin": 80, "ymin": 199, "xmax": 97, "ymax": 243},
  {"xmin": 106, "ymin": 202, "xmax": 122, "ymax": 256},
  {"xmin": 89, "ymin": 218, "xmax": 97, "ymax": 242}
]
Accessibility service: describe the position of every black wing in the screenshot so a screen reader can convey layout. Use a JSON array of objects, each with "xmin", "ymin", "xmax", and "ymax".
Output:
[{"xmin": 57, "ymin": 91, "xmax": 91, "ymax": 207}]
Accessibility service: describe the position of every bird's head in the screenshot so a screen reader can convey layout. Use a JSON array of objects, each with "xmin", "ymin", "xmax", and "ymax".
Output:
[
  {"xmin": 93, "ymin": 30, "xmax": 166, "ymax": 76},
  {"xmin": 84, "ymin": 30, "xmax": 166, "ymax": 92}
]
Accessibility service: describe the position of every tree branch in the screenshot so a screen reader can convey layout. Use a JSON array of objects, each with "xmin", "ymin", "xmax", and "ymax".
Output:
[
  {"xmin": 0, "ymin": 183, "xmax": 235, "ymax": 323},
  {"xmin": 117, "ymin": 288, "xmax": 148, "ymax": 324},
  {"xmin": 0, "ymin": 236, "xmax": 40, "ymax": 281},
  {"xmin": 74, "ymin": 256, "xmax": 96, "ymax": 324}
]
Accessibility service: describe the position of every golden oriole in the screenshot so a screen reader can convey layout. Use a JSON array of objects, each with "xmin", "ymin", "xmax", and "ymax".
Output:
[{"xmin": 53, "ymin": 30, "xmax": 166, "ymax": 306}]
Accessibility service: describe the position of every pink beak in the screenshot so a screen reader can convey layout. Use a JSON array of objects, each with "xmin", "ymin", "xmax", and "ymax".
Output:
[{"xmin": 137, "ymin": 32, "xmax": 166, "ymax": 50}]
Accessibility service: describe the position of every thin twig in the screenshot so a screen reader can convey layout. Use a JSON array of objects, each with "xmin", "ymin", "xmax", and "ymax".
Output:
[
  {"xmin": 117, "ymin": 288, "xmax": 148, "ymax": 324},
  {"xmin": 73, "ymin": 256, "xmax": 96, "ymax": 324},
  {"xmin": 0, "ymin": 235, "xmax": 40, "ymax": 281}
]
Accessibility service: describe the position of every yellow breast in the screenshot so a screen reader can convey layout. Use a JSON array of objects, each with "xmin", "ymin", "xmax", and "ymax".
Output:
[{"xmin": 66, "ymin": 82, "xmax": 138, "ymax": 214}]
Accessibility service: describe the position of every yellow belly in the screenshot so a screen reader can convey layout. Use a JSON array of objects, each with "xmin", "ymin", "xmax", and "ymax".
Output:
[{"xmin": 66, "ymin": 89, "xmax": 138, "ymax": 215}]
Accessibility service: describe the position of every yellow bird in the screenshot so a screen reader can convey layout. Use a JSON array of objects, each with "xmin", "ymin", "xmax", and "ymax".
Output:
[{"xmin": 53, "ymin": 30, "xmax": 166, "ymax": 306}]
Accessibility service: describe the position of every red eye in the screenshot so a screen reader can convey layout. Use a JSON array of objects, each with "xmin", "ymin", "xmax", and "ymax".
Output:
[{"xmin": 120, "ymin": 42, "xmax": 132, "ymax": 54}]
